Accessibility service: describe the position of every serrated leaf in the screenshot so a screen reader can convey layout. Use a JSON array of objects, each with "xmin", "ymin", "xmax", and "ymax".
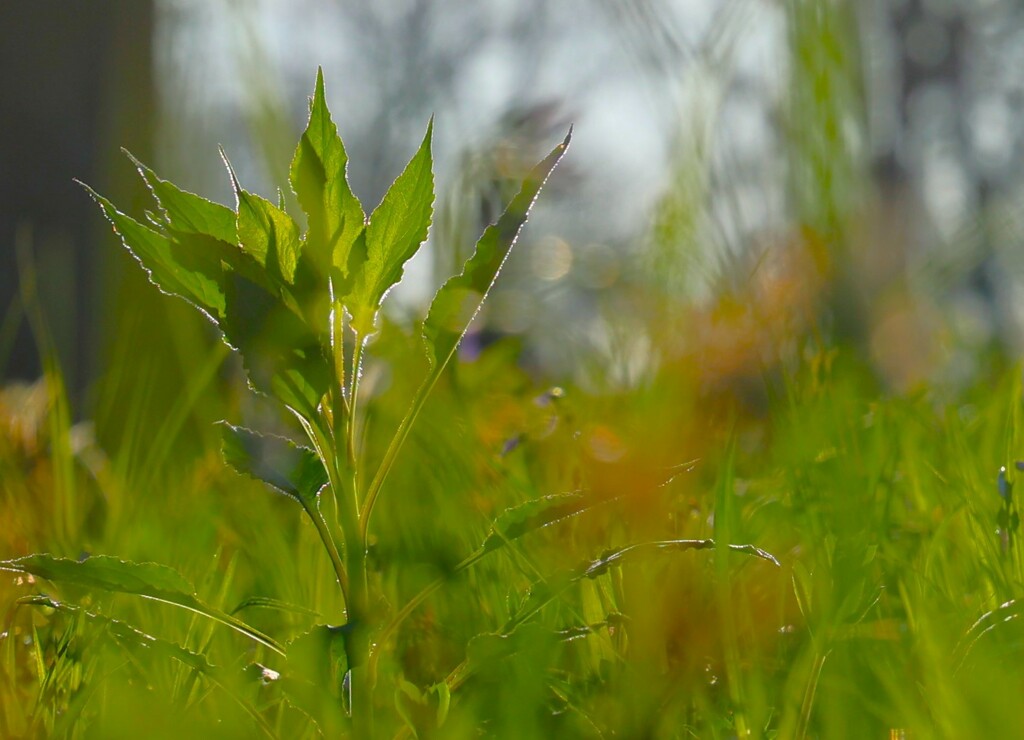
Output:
[
  {"xmin": 7, "ymin": 553, "xmax": 192, "ymax": 594},
  {"xmin": 346, "ymin": 119, "xmax": 434, "ymax": 334},
  {"xmin": 423, "ymin": 128, "xmax": 570, "ymax": 368},
  {"xmin": 222, "ymin": 153, "xmax": 303, "ymax": 285},
  {"xmin": 0, "ymin": 554, "xmax": 284, "ymax": 655},
  {"xmin": 126, "ymin": 150, "xmax": 238, "ymax": 245},
  {"xmin": 220, "ymin": 271, "xmax": 331, "ymax": 417},
  {"xmin": 90, "ymin": 169, "xmax": 328, "ymax": 416},
  {"xmin": 120, "ymin": 153, "xmax": 275, "ymax": 312},
  {"xmin": 290, "ymin": 67, "xmax": 366, "ymax": 279},
  {"xmin": 81, "ymin": 184, "xmax": 226, "ymax": 321},
  {"xmin": 241, "ymin": 192, "xmax": 302, "ymax": 284},
  {"xmin": 219, "ymin": 422, "xmax": 327, "ymax": 507},
  {"xmin": 23, "ymin": 594, "xmax": 214, "ymax": 672},
  {"xmin": 480, "ymin": 471, "xmax": 690, "ymax": 554},
  {"xmin": 482, "ymin": 491, "xmax": 590, "ymax": 553},
  {"xmin": 124, "ymin": 151, "xmax": 273, "ymax": 289}
]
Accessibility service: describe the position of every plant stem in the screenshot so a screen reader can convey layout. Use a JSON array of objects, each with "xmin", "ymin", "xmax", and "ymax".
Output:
[
  {"xmin": 305, "ymin": 505, "xmax": 349, "ymax": 612},
  {"xmin": 346, "ymin": 334, "xmax": 366, "ymax": 585},
  {"xmin": 329, "ymin": 293, "xmax": 350, "ymax": 536},
  {"xmin": 347, "ymin": 334, "xmax": 365, "ymax": 483},
  {"xmin": 331, "ymin": 329, "xmax": 373, "ymax": 735},
  {"xmin": 335, "ymin": 454, "xmax": 372, "ymax": 735},
  {"xmin": 331, "ymin": 294, "xmax": 351, "ymax": 415},
  {"xmin": 292, "ymin": 411, "xmax": 352, "ymax": 606}
]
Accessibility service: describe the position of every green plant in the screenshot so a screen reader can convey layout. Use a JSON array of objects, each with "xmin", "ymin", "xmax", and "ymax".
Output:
[{"xmin": 1, "ymin": 69, "xmax": 776, "ymax": 736}]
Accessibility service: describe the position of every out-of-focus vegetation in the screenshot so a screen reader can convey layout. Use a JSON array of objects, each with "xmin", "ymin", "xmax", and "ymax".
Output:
[{"xmin": 5, "ymin": 0, "xmax": 1024, "ymax": 737}]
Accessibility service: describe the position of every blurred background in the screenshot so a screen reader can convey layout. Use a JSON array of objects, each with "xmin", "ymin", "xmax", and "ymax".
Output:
[
  {"xmin": 8, "ymin": 3, "xmax": 1024, "ymax": 736},
  {"xmin": 5, "ymin": 0, "xmax": 1024, "ymax": 412}
]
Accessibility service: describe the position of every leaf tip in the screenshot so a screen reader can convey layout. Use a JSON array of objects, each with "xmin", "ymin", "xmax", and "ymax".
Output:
[
  {"xmin": 76, "ymin": 180, "xmax": 112, "ymax": 213},
  {"xmin": 121, "ymin": 147, "xmax": 145, "ymax": 170},
  {"xmin": 421, "ymin": 116, "xmax": 435, "ymax": 150},
  {"xmin": 313, "ymin": 66, "xmax": 327, "ymax": 108},
  {"xmin": 219, "ymin": 145, "xmax": 243, "ymax": 199}
]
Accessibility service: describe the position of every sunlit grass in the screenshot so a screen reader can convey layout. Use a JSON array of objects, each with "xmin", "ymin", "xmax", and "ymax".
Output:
[
  {"xmin": 5, "ymin": 4, "xmax": 1024, "ymax": 734},
  {"xmin": 4, "ymin": 304, "xmax": 1024, "ymax": 737}
]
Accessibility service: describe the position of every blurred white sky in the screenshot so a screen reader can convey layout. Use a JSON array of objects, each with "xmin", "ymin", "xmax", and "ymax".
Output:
[
  {"xmin": 152, "ymin": 0, "xmax": 1024, "ymax": 373},
  {"xmin": 153, "ymin": 0, "xmax": 787, "ymax": 300}
]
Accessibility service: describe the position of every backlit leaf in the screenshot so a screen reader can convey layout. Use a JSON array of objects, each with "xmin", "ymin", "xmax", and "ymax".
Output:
[
  {"xmin": 220, "ymin": 271, "xmax": 330, "ymax": 417},
  {"xmin": 125, "ymin": 152, "xmax": 283, "ymax": 295},
  {"xmin": 0, "ymin": 554, "xmax": 284, "ymax": 654},
  {"xmin": 479, "ymin": 465, "xmax": 693, "ymax": 554},
  {"xmin": 23, "ymin": 594, "xmax": 214, "ymax": 672},
  {"xmin": 220, "ymin": 422, "xmax": 327, "ymax": 507},
  {"xmin": 482, "ymin": 491, "xmax": 590, "ymax": 553},
  {"xmin": 423, "ymin": 128, "xmax": 570, "ymax": 368},
  {"xmin": 6, "ymin": 553, "xmax": 193, "ymax": 594},
  {"xmin": 290, "ymin": 67, "xmax": 366, "ymax": 279},
  {"xmin": 223, "ymin": 152, "xmax": 302, "ymax": 285},
  {"xmin": 346, "ymin": 119, "xmax": 434, "ymax": 334},
  {"xmin": 81, "ymin": 184, "xmax": 226, "ymax": 321},
  {"xmin": 126, "ymin": 150, "xmax": 238, "ymax": 245}
]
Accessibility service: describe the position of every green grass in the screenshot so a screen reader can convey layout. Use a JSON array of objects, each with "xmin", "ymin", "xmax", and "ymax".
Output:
[
  {"xmin": 4, "ymin": 12, "xmax": 1024, "ymax": 734},
  {"xmin": 4, "ymin": 308, "xmax": 1024, "ymax": 737}
]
